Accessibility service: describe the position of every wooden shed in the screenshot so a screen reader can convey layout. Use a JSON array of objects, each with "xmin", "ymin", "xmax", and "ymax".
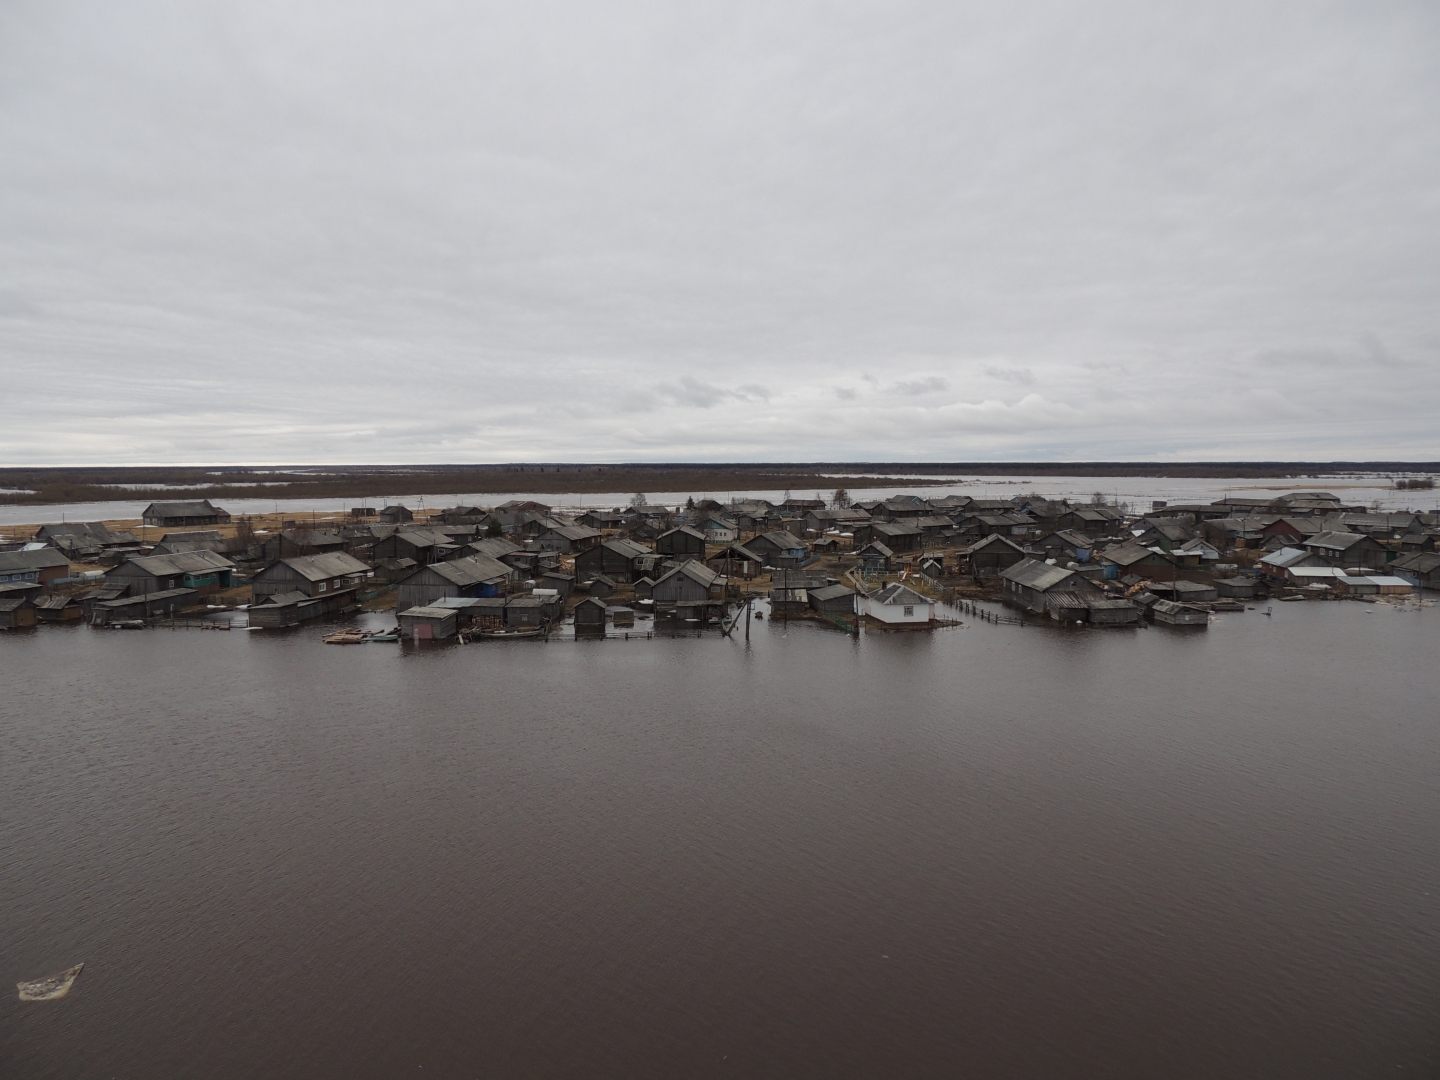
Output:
[
  {"xmin": 398, "ymin": 605, "xmax": 458, "ymax": 641},
  {"xmin": 0, "ymin": 596, "xmax": 37, "ymax": 628},
  {"xmin": 573, "ymin": 596, "xmax": 608, "ymax": 636},
  {"xmin": 1214, "ymin": 576, "xmax": 1257, "ymax": 599}
]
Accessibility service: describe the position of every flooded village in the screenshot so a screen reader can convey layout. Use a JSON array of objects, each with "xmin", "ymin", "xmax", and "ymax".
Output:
[{"xmin": 1, "ymin": 485, "xmax": 1437, "ymax": 641}]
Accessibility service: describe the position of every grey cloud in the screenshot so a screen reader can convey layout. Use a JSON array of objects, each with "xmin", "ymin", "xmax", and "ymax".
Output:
[
  {"xmin": 0, "ymin": 1, "xmax": 1437, "ymax": 464},
  {"xmin": 984, "ymin": 366, "xmax": 1036, "ymax": 386},
  {"xmin": 891, "ymin": 376, "xmax": 950, "ymax": 396},
  {"xmin": 656, "ymin": 376, "xmax": 770, "ymax": 409}
]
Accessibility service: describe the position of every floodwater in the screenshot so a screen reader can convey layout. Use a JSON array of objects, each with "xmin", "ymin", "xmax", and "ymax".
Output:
[
  {"xmin": 2, "ymin": 473, "xmax": 1435, "ymax": 525},
  {"xmin": 3, "ymin": 603, "xmax": 1438, "ymax": 1077}
]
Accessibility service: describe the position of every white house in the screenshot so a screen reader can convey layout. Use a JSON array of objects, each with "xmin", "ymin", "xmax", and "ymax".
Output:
[
  {"xmin": 1177, "ymin": 537, "xmax": 1221, "ymax": 561},
  {"xmin": 702, "ymin": 517, "xmax": 739, "ymax": 544},
  {"xmin": 861, "ymin": 582, "xmax": 935, "ymax": 625}
]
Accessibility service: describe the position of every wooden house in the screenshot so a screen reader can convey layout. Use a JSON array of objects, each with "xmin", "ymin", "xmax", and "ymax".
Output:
[
  {"xmin": 395, "ymin": 554, "xmax": 511, "ymax": 612},
  {"xmin": 1000, "ymin": 558, "xmax": 1101, "ymax": 613},
  {"xmin": 656, "ymin": 525, "xmax": 707, "ymax": 558},
  {"xmin": 141, "ymin": 500, "xmax": 231, "ymax": 528},
  {"xmin": 251, "ymin": 552, "xmax": 370, "ymax": 600},
  {"xmin": 961, "ymin": 534, "xmax": 1027, "ymax": 578},
  {"xmin": 1097, "ymin": 542, "xmax": 1175, "ymax": 577},
  {"xmin": 379, "ymin": 505, "xmax": 414, "ymax": 524},
  {"xmin": 855, "ymin": 541, "xmax": 894, "ymax": 573},
  {"xmin": 1391, "ymin": 551, "xmax": 1440, "ymax": 590},
  {"xmin": 1032, "ymin": 530, "xmax": 1095, "ymax": 563},
  {"xmin": 588, "ymin": 574, "xmax": 617, "ymax": 598},
  {"xmin": 574, "ymin": 538, "xmax": 654, "ymax": 582},
  {"xmin": 852, "ymin": 521, "xmax": 922, "ymax": 553},
  {"xmin": 706, "ymin": 544, "xmax": 763, "ymax": 579},
  {"xmin": 1302, "ymin": 531, "xmax": 1391, "ymax": 570},
  {"xmin": 0, "ymin": 548, "xmax": 72, "ymax": 586},
  {"xmin": 371, "ymin": 527, "xmax": 457, "ymax": 566},
  {"xmin": 651, "ymin": 561, "xmax": 724, "ymax": 609},
  {"xmin": 105, "ymin": 550, "xmax": 235, "ymax": 596},
  {"xmin": 539, "ymin": 571, "xmax": 575, "ymax": 597},
  {"xmin": 89, "ymin": 587, "xmax": 197, "ymax": 624},
  {"xmin": 504, "ymin": 594, "xmax": 564, "ymax": 629},
  {"xmin": 536, "ymin": 524, "xmax": 602, "ymax": 554},
  {"xmin": 744, "ymin": 531, "xmax": 809, "ymax": 564}
]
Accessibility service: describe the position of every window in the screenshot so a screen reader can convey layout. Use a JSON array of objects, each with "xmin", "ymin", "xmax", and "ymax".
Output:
[
  {"xmin": 903, "ymin": 605, "xmax": 914, "ymax": 616},
  {"xmin": 318, "ymin": 581, "xmax": 327, "ymax": 592}
]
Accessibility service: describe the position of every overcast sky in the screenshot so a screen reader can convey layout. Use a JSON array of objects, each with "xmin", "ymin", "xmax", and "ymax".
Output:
[{"xmin": 2, "ymin": 1, "xmax": 1437, "ymax": 465}]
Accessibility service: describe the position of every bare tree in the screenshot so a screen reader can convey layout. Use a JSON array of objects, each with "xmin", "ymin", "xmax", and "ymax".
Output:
[
  {"xmin": 629, "ymin": 492, "xmax": 647, "ymax": 508},
  {"xmin": 832, "ymin": 487, "xmax": 850, "ymax": 509}
]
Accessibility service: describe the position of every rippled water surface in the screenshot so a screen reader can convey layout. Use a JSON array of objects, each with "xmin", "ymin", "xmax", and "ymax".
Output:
[{"xmin": 3, "ymin": 603, "xmax": 1438, "ymax": 1077}]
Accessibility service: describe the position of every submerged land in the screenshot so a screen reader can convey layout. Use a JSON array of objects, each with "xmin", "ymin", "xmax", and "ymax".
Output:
[
  {"xmin": 3, "ymin": 461, "xmax": 1439, "ymax": 507},
  {"xmin": 2, "ymin": 479, "xmax": 1435, "ymax": 637}
]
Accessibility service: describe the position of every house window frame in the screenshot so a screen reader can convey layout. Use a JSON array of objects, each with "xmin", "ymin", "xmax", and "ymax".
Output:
[
  {"xmin": 903, "ymin": 605, "xmax": 914, "ymax": 616},
  {"xmin": 318, "ymin": 580, "xmax": 327, "ymax": 592}
]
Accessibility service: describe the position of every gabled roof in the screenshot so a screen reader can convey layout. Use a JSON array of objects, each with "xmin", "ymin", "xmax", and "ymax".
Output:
[
  {"xmin": 1391, "ymin": 551, "xmax": 1440, "ymax": 573},
  {"xmin": 1259, "ymin": 546, "xmax": 1311, "ymax": 567},
  {"xmin": 597, "ymin": 538, "xmax": 653, "ymax": 560},
  {"xmin": 541, "ymin": 524, "xmax": 602, "ymax": 542},
  {"xmin": 872, "ymin": 521, "xmax": 923, "ymax": 536},
  {"xmin": 658, "ymin": 525, "xmax": 707, "ymax": 542},
  {"xmin": 808, "ymin": 584, "xmax": 855, "ymax": 602},
  {"xmin": 33, "ymin": 594, "xmax": 81, "ymax": 609},
  {"xmin": 1099, "ymin": 542, "xmax": 1170, "ymax": 567},
  {"xmin": 708, "ymin": 544, "xmax": 762, "ymax": 562},
  {"xmin": 468, "ymin": 536, "xmax": 523, "ymax": 559},
  {"xmin": 754, "ymin": 530, "xmax": 807, "ymax": 550},
  {"xmin": 419, "ymin": 554, "xmax": 512, "ymax": 587},
  {"xmin": 871, "ymin": 583, "xmax": 931, "ymax": 606},
  {"xmin": 1040, "ymin": 529, "xmax": 1094, "ymax": 548},
  {"xmin": 1304, "ymin": 530, "xmax": 1368, "ymax": 552},
  {"xmin": 857, "ymin": 541, "xmax": 894, "ymax": 558},
  {"xmin": 142, "ymin": 499, "xmax": 227, "ymax": 518},
  {"xmin": 0, "ymin": 548, "xmax": 71, "ymax": 571},
  {"xmin": 266, "ymin": 552, "xmax": 370, "ymax": 581},
  {"xmin": 655, "ymin": 561, "xmax": 720, "ymax": 588},
  {"xmin": 390, "ymin": 527, "xmax": 455, "ymax": 547},
  {"xmin": 962, "ymin": 533, "xmax": 1026, "ymax": 555},
  {"xmin": 1001, "ymin": 558, "xmax": 1082, "ymax": 592},
  {"xmin": 114, "ymin": 550, "xmax": 234, "ymax": 576}
]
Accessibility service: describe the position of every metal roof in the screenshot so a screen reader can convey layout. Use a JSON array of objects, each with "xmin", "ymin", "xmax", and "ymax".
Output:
[
  {"xmin": 271, "ymin": 552, "xmax": 370, "ymax": 581},
  {"xmin": 1001, "ymin": 558, "xmax": 1081, "ymax": 592},
  {"xmin": 808, "ymin": 584, "xmax": 855, "ymax": 602},
  {"xmin": 0, "ymin": 548, "xmax": 70, "ymax": 571},
  {"xmin": 142, "ymin": 500, "xmax": 226, "ymax": 518},
  {"xmin": 421, "ymin": 554, "xmax": 511, "ymax": 587},
  {"xmin": 872, "ymin": 583, "xmax": 931, "ymax": 606},
  {"xmin": 115, "ymin": 550, "xmax": 234, "ymax": 576},
  {"xmin": 1304, "ymin": 531, "xmax": 1367, "ymax": 551}
]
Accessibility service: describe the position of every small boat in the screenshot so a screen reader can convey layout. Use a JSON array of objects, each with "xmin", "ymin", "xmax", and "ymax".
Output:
[
  {"xmin": 108, "ymin": 620, "xmax": 145, "ymax": 630},
  {"xmin": 476, "ymin": 627, "xmax": 545, "ymax": 639},
  {"xmin": 18, "ymin": 963, "xmax": 83, "ymax": 1002},
  {"xmin": 363, "ymin": 630, "xmax": 399, "ymax": 642}
]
